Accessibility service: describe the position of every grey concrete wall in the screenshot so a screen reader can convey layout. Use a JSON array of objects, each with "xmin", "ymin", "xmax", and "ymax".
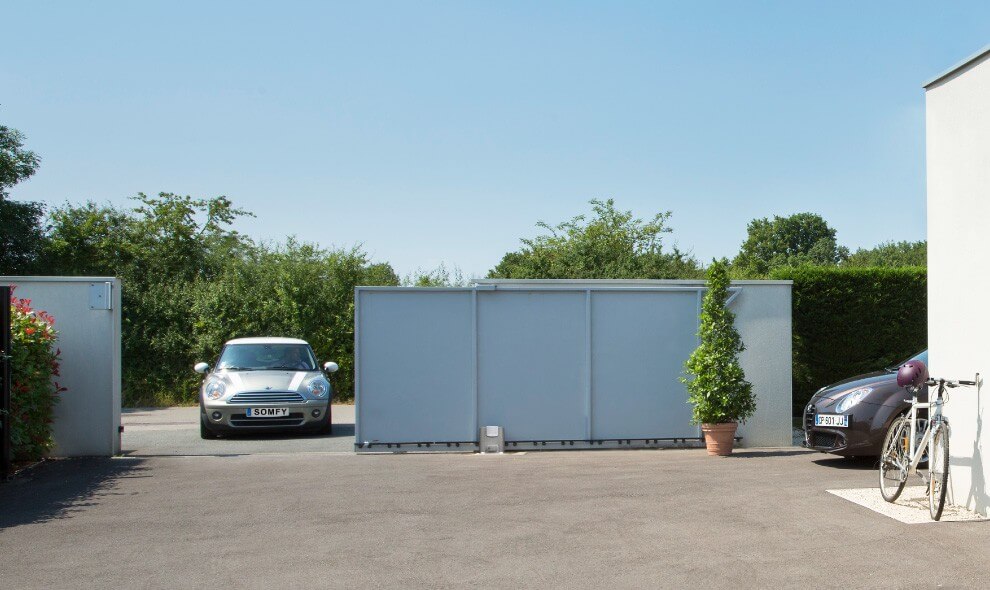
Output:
[
  {"xmin": 356, "ymin": 280, "xmax": 792, "ymax": 449},
  {"xmin": 1, "ymin": 277, "xmax": 121, "ymax": 456}
]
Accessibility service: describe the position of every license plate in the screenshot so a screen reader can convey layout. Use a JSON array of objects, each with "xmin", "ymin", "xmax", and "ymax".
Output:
[
  {"xmin": 815, "ymin": 413, "xmax": 849, "ymax": 428},
  {"xmin": 246, "ymin": 407, "xmax": 289, "ymax": 418}
]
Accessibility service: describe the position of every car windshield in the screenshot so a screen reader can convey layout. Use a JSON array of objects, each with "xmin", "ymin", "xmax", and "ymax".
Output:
[
  {"xmin": 886, "ymin": 350, "xmax": 928, "ymax": 372},
  {"xmin": 216, "ymin": 343, "xmax": 317, "ymax": 371}
]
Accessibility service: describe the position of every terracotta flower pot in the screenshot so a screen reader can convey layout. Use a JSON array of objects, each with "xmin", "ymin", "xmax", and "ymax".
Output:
[{"xmin": 701, "ymin": 422, "xmax": 738, "ymax": 456}]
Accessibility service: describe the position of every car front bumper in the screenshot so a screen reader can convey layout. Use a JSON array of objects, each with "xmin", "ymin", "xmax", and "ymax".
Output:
[
  {"xmin": 803, "ymin": 403, "xmax": 877, "ymax": 456},
  {"xmin": 202, "ymin": 399, "xmax": 330, "ymax": 432}
]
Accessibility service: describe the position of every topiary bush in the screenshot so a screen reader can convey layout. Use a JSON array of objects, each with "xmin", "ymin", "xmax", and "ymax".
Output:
[
  {"xmin": 682, "ymin": 259, "xmax": 756, "ymax": 424},
  {"xmin": 769, "ymin": 266, "xmax": 927, "ymax": 416},
  {"xmin": 8, "ymin": 292, "xmax": 65, "ymax": 461}
]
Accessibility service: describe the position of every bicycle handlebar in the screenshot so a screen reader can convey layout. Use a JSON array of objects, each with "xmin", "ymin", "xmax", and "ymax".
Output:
[{"xmin": 923, "ymin": 378, "xmax": 978, "ymax": 388}]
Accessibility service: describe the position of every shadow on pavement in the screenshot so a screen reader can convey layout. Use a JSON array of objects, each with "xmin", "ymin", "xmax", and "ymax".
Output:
[
  {"xmin": 0, "ymin": 458, "xmax": 147, "ymax": 530},
  {"xmin": 727, "ymin": 449, "xmax": 816, "ymax": 458},
  {"xmin": 812, "ymin": 456, "xmax": 878, "ymax": 470},
  {"xmin": 212, "ymin": 423, "xmax": 355, "ymax": 441}
]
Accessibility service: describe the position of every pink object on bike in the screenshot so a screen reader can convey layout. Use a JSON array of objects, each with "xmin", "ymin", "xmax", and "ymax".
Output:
[{"xmin": 897, "ymin": 360, "xmax": 929, "ymax": 389}]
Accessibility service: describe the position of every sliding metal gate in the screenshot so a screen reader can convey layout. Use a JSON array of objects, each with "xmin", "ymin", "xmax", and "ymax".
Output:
[{"xmin": 354, "ymin": 283, "xmax": 738, "ymax": 452}]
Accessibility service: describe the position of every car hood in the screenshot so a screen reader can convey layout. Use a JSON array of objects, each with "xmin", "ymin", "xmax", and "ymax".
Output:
[
  {"xmin": 813, "ymin": 370, "xmax": 897, "ymax": 403},
  {"xmin": 215, "ymin": 369, "xmax": 319, "ymax": 392}
]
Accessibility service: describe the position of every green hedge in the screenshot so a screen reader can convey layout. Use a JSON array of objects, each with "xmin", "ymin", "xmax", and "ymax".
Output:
[{"xmin": 769, "ymin": 266, "xmax": 927, "ymax": 416}]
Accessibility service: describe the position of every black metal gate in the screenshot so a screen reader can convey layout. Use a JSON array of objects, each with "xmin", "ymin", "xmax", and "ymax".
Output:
[{"xmin": 1, "ymin": 285, "xmax": 11, "ymax": 479}]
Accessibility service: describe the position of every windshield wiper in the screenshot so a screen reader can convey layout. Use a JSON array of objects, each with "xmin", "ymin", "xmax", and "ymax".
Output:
[
  {"xmin": 222, "ymin": 366, "xmax": 257, "ymax": 371},
  {"xmin": 267, "ymin": 365, "xmax": 312, "ymax": 371}
]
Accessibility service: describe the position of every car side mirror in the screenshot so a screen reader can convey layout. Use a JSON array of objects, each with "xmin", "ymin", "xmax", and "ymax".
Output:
[
  {"xmin": 194, "ymin": 362, "xmax": 210, "ymax": 374},
  {"xmin": 323, "ymin": 361, "xmax": 339, "ymax": 374}
]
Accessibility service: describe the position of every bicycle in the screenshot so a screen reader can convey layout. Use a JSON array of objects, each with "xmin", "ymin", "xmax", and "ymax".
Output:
[{"xmin": 878, "ymin": 360, "xmax": 978, "ymax": 520}]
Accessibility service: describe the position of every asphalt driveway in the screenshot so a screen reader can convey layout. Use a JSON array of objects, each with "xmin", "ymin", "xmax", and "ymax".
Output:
[
  {"xmin": 122, "ymin": 404, "xmax": 355, "ymax": 455},
  {"xmin": 3, "ymin": 449, "xmax": 990, "ymax": 589}
]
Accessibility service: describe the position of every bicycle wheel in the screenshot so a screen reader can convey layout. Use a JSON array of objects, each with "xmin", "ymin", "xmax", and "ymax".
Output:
[
  {"xmin": 928, "ymin": 423, "xmax": 950, "ymax": 520},
  {"xmin": 879, "ymin": 416, "xmax": 909, "ymax": 502}
]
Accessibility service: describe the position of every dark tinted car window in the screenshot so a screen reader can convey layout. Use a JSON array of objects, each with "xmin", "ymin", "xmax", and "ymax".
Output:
[{"xmin": 217, "ymin": 344, "xmax": 317, "ymax": 371}]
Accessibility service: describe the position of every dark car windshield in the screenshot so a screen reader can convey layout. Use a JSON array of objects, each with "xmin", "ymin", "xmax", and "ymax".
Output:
[
  {"xmin": 217, "ymin": 343, "xmax": 317, "ymax": 371},
  {"xmin": 886, "ymin": 350, "xmax": 927, "ymax": 372}
]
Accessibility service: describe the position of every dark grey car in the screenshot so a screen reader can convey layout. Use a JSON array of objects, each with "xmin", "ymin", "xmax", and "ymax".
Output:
[{"xmin": 803, "ymin": 350, "xmax": 927, "ymax": 457}]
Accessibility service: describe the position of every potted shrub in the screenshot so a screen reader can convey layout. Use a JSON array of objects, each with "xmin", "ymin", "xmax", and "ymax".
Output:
[{"xmin": 682, "ymin": 259, "xmax": 756, "ymax": 456}]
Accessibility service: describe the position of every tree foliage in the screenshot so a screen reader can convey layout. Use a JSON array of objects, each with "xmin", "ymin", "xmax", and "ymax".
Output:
[
  {"xmin": 733, "ymin": 213, "xmax": 848, "ymax": 278},
  {"xmin": 0, "ymin": 125, "xmax": 40, "ymax": 194},
  {"xmin": 0, "ymin": 125, "xmax": 46, "ymax": 274},
  {"xmin": 488, "ymin": 199, "xmax": 702, "ymax": 279},
  {"xmin": 843, "ymin": 240, "xmax": 926, "ymax": 268},
  {"xmin": 403, "ymin": 263, "xmax": 467, "ymax": 287},
  {"xmin": 42, "ymin": 194, "xmax": 398, "ymax": 405},
  {"xmin": 682, "ymin": 260, "xmax": 755, "ymax": 424}
]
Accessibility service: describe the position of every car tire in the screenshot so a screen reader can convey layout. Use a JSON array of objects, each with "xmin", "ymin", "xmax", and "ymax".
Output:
[
  {"xmin": 200, "ymin": 416, "xmax": 218, "ymax": 440},
  {"xmin": 317, "ymin": 417, "xmax": 332, "ymax": 435}
]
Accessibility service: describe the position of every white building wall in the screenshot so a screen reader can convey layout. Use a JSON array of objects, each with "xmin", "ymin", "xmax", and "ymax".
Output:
[
  {"xmin": 926, "ymin": 53, "xmax": 990, "ymax": 515},
  {"xmin": 0, "ymin": 277, "xmax": 122, "ymax": 457}
]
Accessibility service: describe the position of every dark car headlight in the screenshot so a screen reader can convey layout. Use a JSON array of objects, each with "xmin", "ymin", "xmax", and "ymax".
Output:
[{"xmin": 835, "ymin": 387, "xmax": 872, "ymax": 413}]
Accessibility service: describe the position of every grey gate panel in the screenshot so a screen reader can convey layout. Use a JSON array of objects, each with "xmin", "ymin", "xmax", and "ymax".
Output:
[
  {"xmin": 477, "ymin": 291, "xmax": 587, "ymax": 441},
  {"xmin": 590, "ymin": 291, "xmax": 698, "ymax": 439},
  {"xmin": 356, "ymin": 290, "xmax": 475, "ymax": 443},
  {"xmin": 354, "ymin": 280, "xmax": 792, "ymax": 451}
]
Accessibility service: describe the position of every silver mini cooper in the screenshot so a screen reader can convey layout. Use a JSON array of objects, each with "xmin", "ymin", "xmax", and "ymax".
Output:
[{"xmin": 195, "ymin": 337, "xmax": 339, "ymax": 439}]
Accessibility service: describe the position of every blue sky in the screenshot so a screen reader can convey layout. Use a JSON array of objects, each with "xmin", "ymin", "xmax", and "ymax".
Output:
[{"xmin": 4, "ymin": 1, "xmax": 989, "ymax": 277}]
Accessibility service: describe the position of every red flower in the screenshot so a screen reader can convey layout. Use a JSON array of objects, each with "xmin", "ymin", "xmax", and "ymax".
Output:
[{"xmin": 24, "ymin": 327, "xmax": 36, "ymax": 335}]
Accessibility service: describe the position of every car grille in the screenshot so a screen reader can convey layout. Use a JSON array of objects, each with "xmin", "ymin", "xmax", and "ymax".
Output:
[
  {"xmin": 228, "ymin": 391, "xmax": 305, "ymax": 404},
  {"xmin": 812, "ymin": 431, "xmax": 842, "ymax": 449},
  {"xmin": 229, "ymin": 412, "xmax": 305, "ymax": 427}
]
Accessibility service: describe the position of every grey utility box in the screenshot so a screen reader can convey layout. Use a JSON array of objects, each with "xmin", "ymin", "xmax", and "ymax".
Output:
[{"xmin": 480, "ymin": 426, "xmax": 504, "ymax": 454}]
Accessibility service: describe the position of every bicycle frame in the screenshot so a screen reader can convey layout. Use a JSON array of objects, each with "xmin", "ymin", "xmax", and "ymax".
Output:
[{"xmin": 900, "ymin": 384, "xmax": 946, "ymax": 477}]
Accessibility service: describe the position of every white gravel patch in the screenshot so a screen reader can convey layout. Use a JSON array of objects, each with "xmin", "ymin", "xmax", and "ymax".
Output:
[{"xmin": 828, "ymin": 486, "xmax": 989, "ymax": 524}]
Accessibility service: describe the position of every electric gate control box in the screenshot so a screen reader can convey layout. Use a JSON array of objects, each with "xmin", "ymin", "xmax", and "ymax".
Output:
[{"xmin": 480, "ymin": 425, "xmax": 504, "ymax": 454}]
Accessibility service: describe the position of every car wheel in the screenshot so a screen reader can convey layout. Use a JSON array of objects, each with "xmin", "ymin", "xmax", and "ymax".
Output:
[
  {"xmin": 317, "ymin": 417, "xmax": 332, "ymax": 435},
  {"xmin": 200, "ymin": 416, "xmax": 218, "ymax": 440}
]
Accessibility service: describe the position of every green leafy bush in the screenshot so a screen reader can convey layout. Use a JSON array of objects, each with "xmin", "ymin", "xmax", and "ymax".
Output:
[
  {"xmin": 8, "ymin": 292, "xmax": 65, "ymax": 460},
  {"xmin": 682, "ymin": 260, "xmax": 756, "ymax": 424},
  {"xmin": 770, "ymin": 266, "xmax": 927, "ymax": 416}
]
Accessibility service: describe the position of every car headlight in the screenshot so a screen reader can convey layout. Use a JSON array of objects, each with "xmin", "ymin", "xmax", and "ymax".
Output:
[
  {"xmin": 205, "ymin": 380, "xmax": 226, "ymax": 401},
  {"xmin": 308, "ymin": 378, "xmax": 330, "ymax": 398},
  {"xmin": 835, "ymin": 387, "xmax": 872, "ymax": 413}
]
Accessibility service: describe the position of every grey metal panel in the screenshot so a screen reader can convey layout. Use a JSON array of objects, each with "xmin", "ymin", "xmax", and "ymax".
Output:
[
  {"xmin": 590, "ymin": 291, "xmax": 699, "ymax": 439},
  {"xmin": 477, "ymin": 291, "xmax": 587, "ymax": 441},
  {"xmin": 357, "ymin": 290, "xmax": 475, "ymax": 443}
]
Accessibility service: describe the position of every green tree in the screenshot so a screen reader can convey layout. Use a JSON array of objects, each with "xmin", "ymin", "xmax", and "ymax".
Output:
[
  {"xmin": 488, "ymin": 199, "xmax": 702, "ymax": 279},
  {"xmin": 682, "ymin": 259, "xmax": 755, "ymax": 425},
  {"xmin": 843, "ymin": 240, "xmax": 926, "ymax": 268},
  {"xmin": 0, "ymin": 124, "xmax": 46, "ymax": 274},
  {"xmin": 732, "ymin": 213, "xmax": 847, "ymax": 278},
  {"xmin": 45, "ymin": 194, "xmax": 256, "ymax": 405},
  {"xmin": 403, "ymin": 262, "xmax": 467, "ymax": 287}
]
